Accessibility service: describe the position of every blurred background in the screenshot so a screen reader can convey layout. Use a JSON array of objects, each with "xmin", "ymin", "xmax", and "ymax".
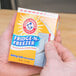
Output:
[{"xmin": 0, "ymin": 0, "xmax": 76, "ymax": 13}]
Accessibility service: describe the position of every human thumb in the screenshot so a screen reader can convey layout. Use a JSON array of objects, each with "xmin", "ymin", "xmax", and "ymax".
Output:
[
  {"xmin": 1, "ymin": 13, "xmax": 17, "ymax": 40},
  {"xmin": 45, "ymin": 41, "xmax": 61, "ymax": 63}
]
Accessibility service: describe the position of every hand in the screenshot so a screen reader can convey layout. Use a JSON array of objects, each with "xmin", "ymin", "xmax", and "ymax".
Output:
[
  {"xmin": 0, "ymin": 14, "xmax": 41, "ymax": 76},
  {"xmin": 40, "ymin": 33, "xmax": 76, "ymax": 76},
  {"xmin": 0, "ymin": 13, "xmax": 62, "ymax": 76}
]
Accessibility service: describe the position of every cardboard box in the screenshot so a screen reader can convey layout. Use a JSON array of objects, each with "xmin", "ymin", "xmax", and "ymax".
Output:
[{"xmin": 8, "ymin": 7, "xmax": 59, "ymax": 67}]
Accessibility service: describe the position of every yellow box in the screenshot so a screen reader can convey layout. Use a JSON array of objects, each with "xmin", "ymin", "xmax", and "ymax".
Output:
[{"xmin": 8, "ymin": 7, "xmax": 59, "ymax": 67}]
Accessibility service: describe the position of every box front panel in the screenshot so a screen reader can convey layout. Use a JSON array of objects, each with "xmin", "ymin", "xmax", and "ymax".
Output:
[{"xmin": 8, "ymin": 8, "xmax": 59, "ymax": 67}]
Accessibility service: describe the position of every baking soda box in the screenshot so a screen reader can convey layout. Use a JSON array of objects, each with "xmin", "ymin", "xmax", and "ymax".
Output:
[{"xmin": 8, "ymin": 7, "xmax": 59, "ymax": 67}]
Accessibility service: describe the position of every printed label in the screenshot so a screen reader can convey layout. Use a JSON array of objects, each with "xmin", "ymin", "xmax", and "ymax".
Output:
[{"xmin": 23, "ymin": 18, "xmax": 37, "ymax": 34}]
